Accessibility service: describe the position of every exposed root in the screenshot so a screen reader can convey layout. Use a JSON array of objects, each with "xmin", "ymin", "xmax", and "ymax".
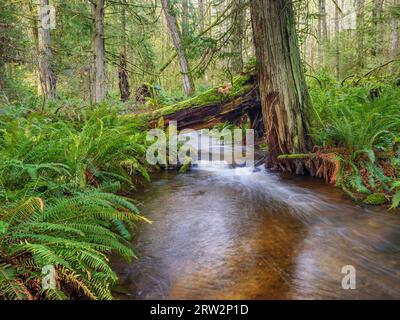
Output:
[
  {"xmin": 278, "ymin": 147, "xmax": 399, "ymax": 205},
  {"xmin": 278, "ymin": 149, "xmax": 341, "ymax": 184}
]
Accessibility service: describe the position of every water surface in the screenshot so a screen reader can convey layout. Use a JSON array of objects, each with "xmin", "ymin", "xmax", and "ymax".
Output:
[{"xmin": 113, "ymin": 161, "xmax": 400, "ymax": 299}]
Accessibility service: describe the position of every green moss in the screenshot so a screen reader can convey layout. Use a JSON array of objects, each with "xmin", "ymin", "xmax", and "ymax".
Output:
[
  {"xmin": 277, "ymin": 153, "xmax": 312, "ymax": 159},
  {"xmin": 150, "ymin": 75, "xmax": 253, "ymax": 119},
  {"xmin": 258, "ymin": 143, "xmax": 268, "ymax": 151},
  {"xmin": 363, "ymin": 193, "xmax": 389, "ymax": 205}
]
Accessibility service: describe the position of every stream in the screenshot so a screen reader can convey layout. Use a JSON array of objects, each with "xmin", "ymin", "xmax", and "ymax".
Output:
[{"xmin": 112, "ymin": 135, "xmax": 400, "ymax": 300}]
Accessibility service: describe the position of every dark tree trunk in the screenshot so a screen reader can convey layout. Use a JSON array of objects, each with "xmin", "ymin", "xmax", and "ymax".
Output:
[
  {"xmin": 250, "ymin": 0, "xmax": 314, "ymax": 175},
  {"xmin": 118, "ymin": 53, "xmax": 130, "ymax": 102},
  {"xmin": 37, "ymin": 0, "xmax": 57, "ymax": 99},
  {"xmin": 118, "ymin": 4, "xmax": 130, "ymax": 101}
]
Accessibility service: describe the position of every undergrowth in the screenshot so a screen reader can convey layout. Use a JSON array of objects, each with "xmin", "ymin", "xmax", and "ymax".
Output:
[
  {"xmin": 0, "ymin": 105, "xmax": 151, "ymax": 299},
  {"xmin": 309, "ymin": 74, "xmax": 400, "ymax": 208}
]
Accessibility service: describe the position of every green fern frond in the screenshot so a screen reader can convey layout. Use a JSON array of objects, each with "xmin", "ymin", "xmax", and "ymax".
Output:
[{"xmin": 0, "ymin": 264, "xmax": 33, "ymax": 300}]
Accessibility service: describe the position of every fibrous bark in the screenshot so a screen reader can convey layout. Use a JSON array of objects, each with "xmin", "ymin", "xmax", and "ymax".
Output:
[{"xmin": 250, "ymin": 0, "xmax": 314, "ymax": 174}]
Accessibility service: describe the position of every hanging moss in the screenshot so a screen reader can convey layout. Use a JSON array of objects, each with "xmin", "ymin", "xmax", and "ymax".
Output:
[{"xmin": 363, "ymin": 193, "xmax": 389, "ymax": 205}]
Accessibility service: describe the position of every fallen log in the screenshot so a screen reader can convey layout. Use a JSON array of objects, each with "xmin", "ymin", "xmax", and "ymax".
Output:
[{"xmin": 146, "ymin": 74, "xmax": 261, "ymax": 130}]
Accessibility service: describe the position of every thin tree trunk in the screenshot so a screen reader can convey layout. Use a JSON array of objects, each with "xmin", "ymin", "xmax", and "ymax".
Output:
[
  {"xmin": 37, "ymin": 0, "xmax": 56, "ymax": 99},
  {"xmin": 302, "ymin": 0, "xmax": 311, "ymax": 68},
  {"xmin": 392, "ymin": 0, "xmax": 400, "ymax": 74},
  {"xmin": 161, "ymin": 0, "xmax": 195, "ymax": 96},
  {"xmin": 230, "ymin": 0, "xmax": 246, "ymax": 73},
  {"xmin": 182, "ymin": 0, "xmax": 189, "ymax": 36},
  {"xmin": 250, "ymin": 0, "xmax": 314, "ymax": 174},
  {"xmin": 300, "ymin": 0, "xmax": 309, "ymax": 63},
  {"xmin": 356, "ymin": 0, "xmax": 365, "ymax": 69},
  {"xmin": 321, "ymin": 0, "xmax": 327, "ymax": 40},
  {"xmin": 91, "ymin": 0, "xmax": 106, "ymax": 103},
  {"xmin": 28, "ymin": 0, "xmax": 40, "ymax": 95},
  {"xmin": 372, "ymin": 0, "xmax": 384, "ymax": 56},
  {"xmin": 199, "ymin": 0, "xmax": 205, "ymax": 32},
  {"xmin": 118, "ymin": 3, "xmax": 130, "ymax": 101},
  {"xmin": 317, "ymin": 0, "xmax": 327, "ymax": 68},
  {"xmin": 335, "ymin": 2, "xmax": 341, "ymax": 80}
]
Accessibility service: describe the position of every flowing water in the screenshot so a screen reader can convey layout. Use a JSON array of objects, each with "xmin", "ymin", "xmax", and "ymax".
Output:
[{"xmin": 113, "ymin": 136, "xmax": 400, "ymax": 300}]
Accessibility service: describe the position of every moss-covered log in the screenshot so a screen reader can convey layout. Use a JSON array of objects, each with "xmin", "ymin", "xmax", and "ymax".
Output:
[{"xmin": 146, "ymin": 74, "xmax": 261, "ymax": 130}]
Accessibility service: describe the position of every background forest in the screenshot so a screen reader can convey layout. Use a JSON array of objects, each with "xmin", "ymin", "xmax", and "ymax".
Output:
[
  {"xmin": 1, "ymin": 0, "xmax": 400, "ymax": 300},
  {"xmin": 1, "ymin": 0, "xmax": 399, "ymax": 104}
]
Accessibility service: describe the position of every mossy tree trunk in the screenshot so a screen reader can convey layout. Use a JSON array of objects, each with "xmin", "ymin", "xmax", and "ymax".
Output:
[{"xmin": 250, "ymin": 0, "xmax": 314, "ymax": 174}]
